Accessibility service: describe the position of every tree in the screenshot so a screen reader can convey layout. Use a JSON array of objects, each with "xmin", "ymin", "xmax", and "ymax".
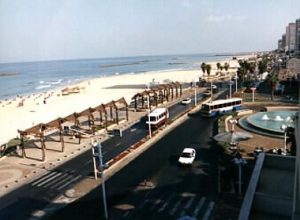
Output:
[
  {"xmin": 249, "ymin": 62, "xmax": 256, "ymax": 74},
  {"xmin": 206, "ymin": 64, "xmax": 212, "ymax": 76},
  {"xmin": 266, "ymin": 67, "xmax": 279, "ymax": 101},
  {"xmin": 237, "ymin": 60, "xmax": 250, "ymax": 84},
  {"xmin": 216, "ymin": 62, "xmax": 221, "ymax": 75},
  {"xmin": 224, "ymin": 62, "xmax": 230, "ymax": 71},
  {"xmin": 258, "ymin": 59, "xmax": 268, "ymax": 74},
  {"xmin": 201, "ymin": 62, "xmax": 207, "ymax": 74}
]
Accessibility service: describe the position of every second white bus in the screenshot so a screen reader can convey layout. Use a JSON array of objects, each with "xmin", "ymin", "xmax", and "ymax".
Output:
[
  {"xmin": 201, "ymin": 98, "xmax": 242, "ymax": 117},
  {"xmin": 146, "ymin": 107, "xmax": 169, "ymax": 128}
]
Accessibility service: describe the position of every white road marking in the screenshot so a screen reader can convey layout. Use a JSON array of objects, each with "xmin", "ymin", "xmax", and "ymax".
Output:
[
  {"xmin": 123, "ymin": 211, "xmax": 130, "ymax": 217},
  {"xmin": 138, "ymin": 191, "xmax": 153, "ymax": 209},
  {"xmin": 48, "ymin": 174, "xmax": 73, "ymax": 189},
  {"xmin": 193, "ymin": 197, "xmax": 206, "ymax": 217},
  {"xmin": 31, "ymin": 171, "xmax": 57, "ymax": 186},
  {"xmin": 30, "ymin": 210, "xmax": 46, "ymax": 218},
  {"xmin": 82, "ymin": 160, "xmax": 92, "ymax": 167},
  {"xmin": 36, "ymin": 172, "xmax": 63, "ymax": 187},
  {"xmin": 158, "ymin": 193, "xmax": 175, "ymax": 213},
  {"xmin": 202, "ymin": 201, "xmax": 215, "ymax": 220},
  {"xmin": 57, "ymin": 175, "xmax": 82, "ymax": 190},
  {"xmin": 130, "ymin": 128, "xmax": 137, "ymax": 132},
  {"xmin": 180, "ymin": 196, "xmax": 196, "ymax": 216},
  {"xmin": 169, "ymin": 197, "xmax": 183, "ymax": 215},
  {"xmin": 149, "ymin": 199, "xmax": 162, "ymax": 211},
  {"xmin": 184, "ymin": 196, "xmax": 195, "ymax": 210}
]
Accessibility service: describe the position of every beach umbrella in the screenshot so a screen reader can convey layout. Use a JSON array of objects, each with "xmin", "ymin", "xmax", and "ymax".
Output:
[{"xmin": 213, "ymin": 131, "xmax": 253, "ymax": 144}]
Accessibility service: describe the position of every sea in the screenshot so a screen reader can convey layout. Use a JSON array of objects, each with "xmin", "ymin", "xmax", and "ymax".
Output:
[{"xmin": 0, "ymin": 53, "xmax": 234, "ymax": 100}]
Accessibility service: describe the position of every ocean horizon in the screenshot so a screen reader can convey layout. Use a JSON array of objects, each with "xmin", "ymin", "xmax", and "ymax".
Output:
[{"xmin": 0, "ymin": 53, "xmax": 239, "ymax": 100}]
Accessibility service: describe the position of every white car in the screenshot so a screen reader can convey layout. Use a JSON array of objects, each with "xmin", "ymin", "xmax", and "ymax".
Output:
[
  {"xmin": 181, "ymin": 98, "xmax": 192, "ymax": 105},
  {"xmin": 178, "ymin": 148, "xmax": 196, "ymax": 165}
]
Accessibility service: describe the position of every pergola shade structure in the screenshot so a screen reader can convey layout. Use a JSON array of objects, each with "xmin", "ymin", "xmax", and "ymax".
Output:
[
  {"xmin": 18, "ymin": 97, "xmax": 128, "ymax": 161},
  {"xmin": 131, "ymin": 82, "xmax": 182, "ymax": 110}
]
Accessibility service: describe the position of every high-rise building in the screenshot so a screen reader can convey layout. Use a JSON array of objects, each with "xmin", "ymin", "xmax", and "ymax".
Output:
[
  {"xmin": 295, "ymin": 18, "xmax": 300, "ymax": 57},
  {"xmin": 285, "ymin": 23, "xmax": 296, "ymax": 53},
  {"xmin": 282, "ymin": 34, "xmax": 286, "ymax": 50},
  {"xmin": 278, "ymin": 39, "xmax": 283, "ymax": 52}
]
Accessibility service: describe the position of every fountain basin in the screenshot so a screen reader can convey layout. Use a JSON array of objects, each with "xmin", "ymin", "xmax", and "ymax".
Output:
[{"xmin": 239, "ymin": 111, "xmax": 297, "ymax": 137}]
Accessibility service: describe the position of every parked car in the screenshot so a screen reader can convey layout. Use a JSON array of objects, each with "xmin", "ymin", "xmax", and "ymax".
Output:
[
  {"xmin": 206, "ymin": 85, "xmax": 218, "ymax": 93},
  {"xmin": 178, "ymin": 148, "xmax": 196, "ymax": 165},
  {"xmin": 181, "ymin": 98, "xmax": 192, "ymax": 105}
]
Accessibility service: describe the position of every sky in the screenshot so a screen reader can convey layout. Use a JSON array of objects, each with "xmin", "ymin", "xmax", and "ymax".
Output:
[{"xmin": 0, "ymin": 0, "xmax": 299, "ymax": 63}]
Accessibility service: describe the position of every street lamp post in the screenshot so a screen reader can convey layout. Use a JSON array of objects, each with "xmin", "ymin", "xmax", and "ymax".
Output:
[
  {"xmin": 232, "ymin": 156, "xmax": 247, "ymax": 195},
  {"xmin": 280, "ymin": 124, "xmax": 287, "ymax": 153},
  {"xmin": 229, "ymin": 79, "xmax": 232, "ymax": 98},
  {"xmin": 194, "ymin": 81, "xmax": 197, "ymax": 106},
  {"xmin": 92, "ymin": 141, "xmax": 108, "ymax": 220},
  {"xmin": 235, "ymin": 72, "xmax": 238, "ymax": 93},
  {"xmin": 147, "ymin": 94, "xmax": 152, "ymax": 138},
  {"xmin": 210, "ymin": 79, "xmax": 213, "ymax": 101},
  {"xmin": 250, "ymin": 87, "xmax": 256, "ymax": 103}
]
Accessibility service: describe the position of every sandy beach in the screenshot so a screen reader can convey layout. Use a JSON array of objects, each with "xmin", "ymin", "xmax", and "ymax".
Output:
[{"xmin": 0, "ymin": 56, "xmax": 251, "ymax": 146}]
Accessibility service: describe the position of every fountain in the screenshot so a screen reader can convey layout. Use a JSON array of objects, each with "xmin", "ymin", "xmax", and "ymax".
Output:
[
  {"xmin": 239, "ymin": 111, "xmax": 296, "ymax": 137},
  {"xmin": 261, "ymin": 114, "xmax": 270, "ymax": 120},
  {"xmin": 274, "ymin": 115, "xmax": 284, "ymax": 121}
]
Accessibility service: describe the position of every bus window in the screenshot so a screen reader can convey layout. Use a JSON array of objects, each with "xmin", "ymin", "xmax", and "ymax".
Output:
[
  {"xmin": 202, "ymin": 104, "xmax": 210, "ymax": 111},
  {"xmin": 150, "ymin": 116, "xmax": 156, "ymax": 121}
]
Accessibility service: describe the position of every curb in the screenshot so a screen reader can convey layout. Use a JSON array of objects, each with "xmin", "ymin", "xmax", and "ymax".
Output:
[{"xmin": 103, "ymin": 97, "xmax": 211, "ymax": 180}]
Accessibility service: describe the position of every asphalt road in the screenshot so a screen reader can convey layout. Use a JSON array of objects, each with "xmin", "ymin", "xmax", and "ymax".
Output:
[
  {"xmin": 0, "ymin": 90, "xmax": 208, "ymax": 220},
  {"xmin": 50, "ymin": 107, "xmax": 219, "ymax": 220}
]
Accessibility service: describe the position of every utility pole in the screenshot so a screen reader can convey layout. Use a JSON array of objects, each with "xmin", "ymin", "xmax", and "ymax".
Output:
[
  {"xmin": 229, "ymin": 78, "xmax": 232, "ymax": 98},
  {"xmin": 194, "ymin": 81, "xmax": 197, "ymax": 106},
  {"xmin": 235, "ymin": 72, "xmax": 238, "ymax": 93},
  {"xmin": 147, "ymin": 94, "xmax": 152, "ymax": 138},
  {"xmin": 92, "ymin": 141, "xmax": 108, "ymax": 220}
]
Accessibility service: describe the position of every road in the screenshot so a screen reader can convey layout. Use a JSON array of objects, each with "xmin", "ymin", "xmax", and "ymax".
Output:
[
  {"xmin": 0, "ymin": 88, "xmax": 214, "ymax": 220},
  {"xmin": 50, "ymin": 105, "xmax": 219, "ymax": 220}
]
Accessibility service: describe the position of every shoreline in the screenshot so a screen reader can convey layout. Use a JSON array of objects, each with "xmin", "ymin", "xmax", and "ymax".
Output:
[
  {"xmin": 0, "ymin": 55, "xmax": 250, "ymax": 145},
  {"xmin": 0, "ymin": 53, "xmax": 251, "ymax": 101}
]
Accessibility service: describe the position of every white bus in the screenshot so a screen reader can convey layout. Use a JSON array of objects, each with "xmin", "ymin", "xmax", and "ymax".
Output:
[
  {"xmin": 146, "ymin": 108, "xmax": 169, "ymax": 128},
  {"xmin": 201, "ymin": 98, "xmax": 242, "ymax": 117}
]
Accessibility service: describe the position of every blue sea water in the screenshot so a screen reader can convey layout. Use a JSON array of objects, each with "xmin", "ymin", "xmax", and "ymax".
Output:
[{"xmin": 0, "ymin": 54, "xmax": 232, "ymax": 100}]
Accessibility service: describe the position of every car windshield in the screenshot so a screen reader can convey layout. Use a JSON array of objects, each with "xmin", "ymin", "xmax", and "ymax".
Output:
[{"xmin": 181, "ymin": 152, "xmax": 192, "ymax": 158}]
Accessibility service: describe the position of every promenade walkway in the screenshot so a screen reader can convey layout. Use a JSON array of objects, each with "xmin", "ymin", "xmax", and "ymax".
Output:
[{"xmin": 0, "ymin": 87, "xmax": 202, "ymax": 198}]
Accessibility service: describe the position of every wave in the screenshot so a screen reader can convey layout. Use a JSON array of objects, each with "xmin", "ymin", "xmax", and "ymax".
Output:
[
  {"xmin": 49, "ymin": 79, "xmax": 63, "ymax": 85},
  {"xmin": 168, "ymin": 62, "xmax": 185, "ymax": 65},
  {"xmin": 35, "ymin": 84, "xmax": 51, "ymax": 90},
  {"xmin": 39, "ymin": 79, "xmax": 63, "ymax": 85}
]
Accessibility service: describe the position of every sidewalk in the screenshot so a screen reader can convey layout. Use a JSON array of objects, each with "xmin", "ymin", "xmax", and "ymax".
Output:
[{"xmin": 0, "ymin": 87, "xmax": 203, "ymax": 197}]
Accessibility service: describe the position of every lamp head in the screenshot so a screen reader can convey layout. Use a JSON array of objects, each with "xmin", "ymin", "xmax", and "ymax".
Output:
[{"xmin": 280, "ymin": 124, "xmax": 287, "ymax": 130}]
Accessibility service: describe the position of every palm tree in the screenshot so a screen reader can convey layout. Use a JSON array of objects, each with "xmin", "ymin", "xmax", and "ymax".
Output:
[
  {"xmin": 201, "ymin": 62, "xmax": 207, "ymax": 74},
  {"xmin": 216, "ymin": 62, "xmax": 221, "ymax": 75},
  {"xmin": 224, "ymin": 62, "xmax": 230, "ymax": 71},
  {"xmin": 206, "ymin": 64, "xmax": 212, "ymax": 76},
  {"xmin": 237, "ymin": 60, "xmax": 250, "ymax": 84},
  {"xmin": 258, "ymin": 58, "xmax": 268, "ymax": 74},
  {"xmin": 266, "ymin": 67, "xmax": 279, "ymax": 101}
]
